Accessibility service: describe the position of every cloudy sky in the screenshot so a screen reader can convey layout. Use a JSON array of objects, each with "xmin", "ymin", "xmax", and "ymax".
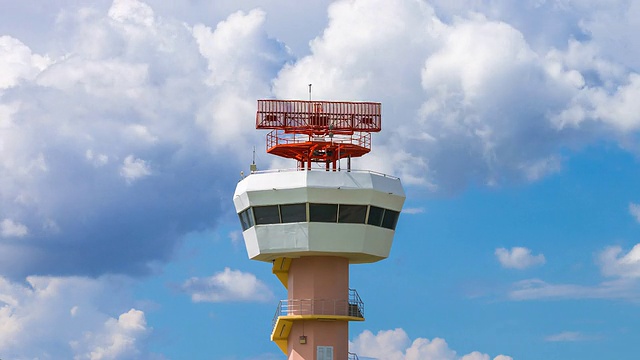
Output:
[{"xmin": 1, "ymin": 0, "xmax": 640, "ymax": 359}]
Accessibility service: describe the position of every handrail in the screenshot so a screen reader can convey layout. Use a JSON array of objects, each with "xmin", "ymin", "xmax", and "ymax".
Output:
[
  {"xmin": 266, "ymin": 130, "xmax": 372, "ymax": 150},
  {"xmin": 249, "ymin": 167, "xmax": 400, "ymax": 180},
  {"xmin": 272, "ymin": 289, "xmax": 365, "ymax": 330},
  {"xmin": 348, "ymin": 352, "xmax": 360, "ymax": 360}
]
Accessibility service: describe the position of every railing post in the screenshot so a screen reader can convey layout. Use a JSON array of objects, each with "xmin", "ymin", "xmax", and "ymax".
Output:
[{"xmin": 271, "ymin": 291, "xmax": 365, "ymax": 334}]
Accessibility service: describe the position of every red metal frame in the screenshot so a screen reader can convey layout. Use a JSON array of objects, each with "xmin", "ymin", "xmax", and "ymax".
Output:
[
  {"xmin": 257, "ymin": 100, "xmax": 381, "ymax": 134},
  {"xmin": 256, "ymin": 99, "xmax": 381, "ymax": 169}
]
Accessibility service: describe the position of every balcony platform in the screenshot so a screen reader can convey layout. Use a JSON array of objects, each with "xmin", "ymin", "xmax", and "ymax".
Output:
[{"xmin": 269, "ymin": 290, "xmax": 365, "ymax": 355}]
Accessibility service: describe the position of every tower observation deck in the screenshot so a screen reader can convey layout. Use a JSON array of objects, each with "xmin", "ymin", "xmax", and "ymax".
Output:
[{"xmin": 234, "ymin": 99, "xmax": 405, "ymax": 360}]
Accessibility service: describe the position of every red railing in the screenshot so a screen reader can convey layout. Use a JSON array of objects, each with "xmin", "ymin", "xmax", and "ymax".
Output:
[
  {"xmin": 266, "ymin": 130, "xmax": 371, "ymax": 151},
  {"xmin": 257, "ymin": 100, "xmax": 381, "ymax": 134}
]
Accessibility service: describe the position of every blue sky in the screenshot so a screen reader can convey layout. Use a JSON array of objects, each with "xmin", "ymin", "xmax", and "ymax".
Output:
[{"xmin": 1, "ymin": 0, "xmax": 640, "ymax": 359}]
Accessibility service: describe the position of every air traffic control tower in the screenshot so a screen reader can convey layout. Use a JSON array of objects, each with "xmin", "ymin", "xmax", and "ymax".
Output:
[{"xmin": 233, "ymin": 99, "xmax": 405, "ymax": 360}]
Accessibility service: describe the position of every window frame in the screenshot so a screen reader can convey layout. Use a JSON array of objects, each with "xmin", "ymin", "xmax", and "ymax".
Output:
[
  {"xmin": 252, "ymin": 205, "xmax": 281, "ymax": 225},
  {"xmin": 367, "ymin": 205, "xmax": 385, "ymax": 227},
  {"xmin": 280, "ymin": 203, "xmax": 308, "ymax": 223},
  {"xmin": 338, "ymin": 204, "xmax": 368, "ymax": 224},
  {"xmin": 238, "ymin": 208, "xmax": 254, "ymax": 231},
  {"xmin": 309, "ymin": 203, "xmax": 338, "ymax": 223},
  {"xmin": 381, "ymin": 209, "xmax": 400, "ymax": 230},
  {"xmin": 238, "ymin": 203, "xmax": 400, "ymax": 230}
]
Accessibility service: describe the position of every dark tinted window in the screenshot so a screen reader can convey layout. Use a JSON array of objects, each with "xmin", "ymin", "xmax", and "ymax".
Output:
[
  {"xmin": 367, "ymin": 206, "xmax": 384, "ymax": 226},
  {"xmin": 281, "ymin": 203, "xmax": 307, "ymax": 223},
  {"xmin": 238, "ymin": 208, "xmax": 254, "ymax": 231},
  {"xmin": 309, "ymin": 203, "xmax": 338, "ymax": 222},
  {"xmin": 339, "ymin": 205, "xmax": 367, "ymax": 223},
  {"xmin": 246, "ymin": 209, "xmax": 255, "ymax": 227},
  {"xmin": 253, "ymin": 205, "xmax": 280, "ymax": 225},
  {"xmin": 381, "ymin": 209, "xmax": 399, "ymax": 230}
]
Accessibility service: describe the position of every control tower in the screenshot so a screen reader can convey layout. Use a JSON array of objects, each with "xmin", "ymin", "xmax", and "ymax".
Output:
[{"xmin": 233, "ymin": 99, "xmax": 405, "ymax": 360}]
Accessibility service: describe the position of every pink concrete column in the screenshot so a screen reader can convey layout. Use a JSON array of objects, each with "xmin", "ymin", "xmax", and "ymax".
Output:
[{"xmin": 287, "ymin": 256, "xmax": 350, "ymax": 360}]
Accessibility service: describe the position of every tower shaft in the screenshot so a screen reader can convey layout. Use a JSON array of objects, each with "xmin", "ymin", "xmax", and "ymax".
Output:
[{"xmin": 287, "ymin": 256, "xmax": 349, "ymax": 359}]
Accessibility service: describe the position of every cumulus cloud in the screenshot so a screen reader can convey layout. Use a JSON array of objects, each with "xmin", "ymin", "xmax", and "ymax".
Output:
[
  {"xmin": 181, "ymin": 267, "xmax": 273, "ymax": 303},
  {"xmin": 599, "ymin": 244, "xmax": 640, "ymax": 278},
  {"xmin": 109, "ymin": 0, "xmax": 155, "ymax": 27},
  {"xmin": 0, "ymin": 0, "xmax": 639, "ymax": 285},
  {"xmin": 0, "ymin": 36, "xmax": 50, "ymax": 89},
  {"xmin": 192, "ymin": 8, "xmax": 291, "ymax": 150},
  {"xmin": 71, "ymin": 308, "xmax": 149, "ymax": 360},
  {"xmin": 0, "ymin": 0, "xmax": 290, "ymax": 278},
  {"xmin": 120, "ymin": 155, "xmax": 151, "ymax": 183},
  {"xmin": 495, "ymin": 247, "xmax": 546, "ymax": 269},
  {"xmin": 0, "ymin": 218, "xmax": 28, "ymax": 238},
  {"xmin": 86, "ymin": 149, "xmax": 109, "ymax": 167},
  {"xmin": 0, "ymin": 275, "xmax": 153, "ymax": 359},
  {"xmin": 507, "ymin": 243, "xmax": 640, "ymax": 301},
  {"xmin": 503, "ymin": 241, "xmax": 640, "ymax": 301},
  {"xmin": 350, "ymin": 328, "xmax": 511, "ymax": 360},
  {"xmin": 271, "ymin": 0, "xmax": 640, "ymax": 193}
]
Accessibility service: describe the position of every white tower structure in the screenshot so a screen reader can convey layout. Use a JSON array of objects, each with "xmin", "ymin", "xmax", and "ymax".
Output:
[{"xmin": 233, "ymin": 100, "xmax": 405, "ymax": 360}]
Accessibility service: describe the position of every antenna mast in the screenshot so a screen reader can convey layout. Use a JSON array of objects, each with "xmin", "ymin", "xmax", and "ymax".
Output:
[{"xmin": 250, "ymin": 146, "xmax": 257, "ymax": 172}]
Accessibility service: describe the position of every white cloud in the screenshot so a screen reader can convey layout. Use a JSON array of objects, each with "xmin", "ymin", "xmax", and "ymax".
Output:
[
  {"xmin": 460, "ymin": 352, "xmax": 490, "ymax": 360},
  {"xmin": 493, "ymin": 356, "xmax": 513, "ymax": 360},
  {"xmin": 506, "ymin": 243, "xmax": 640, "ymax": 301},
  {"xmin": 0, "ymin": 218, "xmax": 28, "ymax": 238},
  {"xmin": 0, "ymin": 35, "xmax": 50, "ymax": 89},
  {"xmin": 71, "ymin": 308, "xmax": 149, "ymax": 360},
  {"xmin": 508, "ymin": 278, "xmax": 639, "ymax": 301},
  {"xmin": 415, "ymin": 14, "xmax": 583, "ymax": 190},
  {"xmin": 545, "ymin": 331, "xmax": 596, "ymax": 342},
  {"xmin": 193, "ymin": 9, "xmax": 272, "ymax": 87},
  {"xmin": 124, "ymin": 124, "xmax": 158, "ymax": 144},
  {"xmin": 553, "ymin": 73, "xmax": 640, "ymax": 131},
  {"xmin": 519, "ymin": 156, "xmax": 562, "ymax": 182},
  {"xmin": 402, "ymin": 207, "xmax": 425, "ymax": 215},
  {"xmin": 0, "ymin": 275, "xmax": 152, "ymax": 359},
  {"xmin": 86, "ymin": 149, "xmax": 109, "ymax": 167},
  {"xmin": 350, "ymin": 328, "xmax": 511, "ymax": 360},
  {"xmin": 228, "ymin": 230, "xmax": 241, "ymax": 244},
  {"xmin": 120, "ymin": 155, "xmax": 151, "ymax": 183},
  {"xmin": 191, "ymin": 9, "xmax": 289, "ymax": 150},
  {"xmin": 108, "ymin": 0, "xmax": 155, "ymax": 27},
  {"xmin": 599, "ymin": 244, "xmax": 640, "ymax": 278},
  {"xmin": 573, "ymin": 0, "xmax": 640, "ymax": 71},
  {"xmin": 422, "ymin": 17, "xmax": 537, "ymax": 100},
  {"xmin": 0, "ymin": 0, "xmax": 290, "ymax": 278},
  {"xmin": 0, "ymin": 0, "xmax": 639, "ymax": 286},
  {"xmin": 629, "ymin": 203, "xmax": 640, "ymax": 223},
  {"xmin": 270, "ymin": 0, "xmax": 640, "ymax": 193},
  {"xmin": 181, "ymin": 267, "xmax": 273, "ymax": 303},
  {"xmin": 495, "ymin": 247, "xmax": 546, "ymax": 269},
  {"xmin": 274, "ymin": 0, "xmax": 440, "ymax": 101},
  {"xmin": 37, "ymin": 57, "xmax": 150, "ymax": 96}
]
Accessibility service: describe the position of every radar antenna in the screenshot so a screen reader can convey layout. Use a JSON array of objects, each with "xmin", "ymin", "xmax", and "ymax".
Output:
[{"xmin": 256, "ymin": 99, "xmax": 381, "ymax": 171}]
